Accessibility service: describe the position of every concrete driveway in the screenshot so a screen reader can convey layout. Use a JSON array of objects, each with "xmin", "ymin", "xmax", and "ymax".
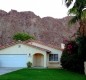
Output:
[{"xmin": 0, "ymin": 67, "xmax": 23, "ymax": 75}]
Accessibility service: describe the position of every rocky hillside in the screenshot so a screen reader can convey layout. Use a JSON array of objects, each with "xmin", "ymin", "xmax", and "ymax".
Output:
[{"xmin": 0, "ymin": 10, "xmax": 79, "ymax": 48}]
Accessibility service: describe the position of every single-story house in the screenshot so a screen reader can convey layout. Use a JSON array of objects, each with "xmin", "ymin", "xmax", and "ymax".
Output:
[{"xmin": 0, "ymin": 41, "xmax": 62, "ymax": 68}]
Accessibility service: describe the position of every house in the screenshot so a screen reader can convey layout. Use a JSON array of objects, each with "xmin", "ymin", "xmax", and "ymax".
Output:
[{"xmin": 0, "ymin": 41, "xmax": 62, "ymax": 68}]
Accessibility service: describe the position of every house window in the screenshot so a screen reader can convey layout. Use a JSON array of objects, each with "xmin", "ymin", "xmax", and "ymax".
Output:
[{"xmin": 49, "ymin": 54, "xmax": 58, "ymax": 61}]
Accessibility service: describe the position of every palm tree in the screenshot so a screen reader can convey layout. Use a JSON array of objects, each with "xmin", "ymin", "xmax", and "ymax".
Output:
[{"xmin": 64, "ymin": 0, "xmax": 86, "ymax": 36}]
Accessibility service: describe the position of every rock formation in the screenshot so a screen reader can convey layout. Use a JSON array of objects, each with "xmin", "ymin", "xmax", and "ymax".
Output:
[{"xmin": 0, "ymin": 10, "xmax": 79, "ymax": 48}]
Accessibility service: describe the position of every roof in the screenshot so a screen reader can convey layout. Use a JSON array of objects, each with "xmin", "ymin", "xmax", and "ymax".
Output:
[
  {"xmin": 27, "ymin": 40, "xmax": 62, "ymax": 51},
  {"xmin": 0, "ymin": 40, "xmax": 62, "ymax": 51},
  {"xmin": 0, "ymin": 41, "xmax": 50, "ymax": 52},
  {"xmin": 23, "ymin": 43, "xmax": 50, "ymax": 52}
]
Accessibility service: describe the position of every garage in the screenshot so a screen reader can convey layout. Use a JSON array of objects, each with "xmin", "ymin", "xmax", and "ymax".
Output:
[{"xmin": 0, "ymin": 54, "xmax": 28, "ymax": 67}]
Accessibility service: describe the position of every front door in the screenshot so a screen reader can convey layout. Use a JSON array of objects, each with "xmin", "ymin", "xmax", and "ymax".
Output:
[{"xmin": 33, "ymin": 53, "xmax": 44, "ymax": 67}]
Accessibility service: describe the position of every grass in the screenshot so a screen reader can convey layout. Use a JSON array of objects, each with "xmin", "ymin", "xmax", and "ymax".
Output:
[{"xmin": 0, "ymin": 68, "xmax": 86, "ymax": 80}]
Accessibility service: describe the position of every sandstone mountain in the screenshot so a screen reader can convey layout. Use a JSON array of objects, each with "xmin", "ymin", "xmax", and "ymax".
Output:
[{"xmin": 0, "ymin": 10, "xmax": 79, "ymax": 48}]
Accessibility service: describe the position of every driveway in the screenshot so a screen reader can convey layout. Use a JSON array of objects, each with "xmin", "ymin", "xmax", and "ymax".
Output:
[{"xmin": 0, "ymin": 67, "xmax": 23, "ymax": 75}]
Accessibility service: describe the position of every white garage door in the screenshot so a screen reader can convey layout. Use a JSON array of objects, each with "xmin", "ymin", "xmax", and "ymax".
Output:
[{"xmin": 0, "ymin": 54, "xmax": 28, "ymax": 67}]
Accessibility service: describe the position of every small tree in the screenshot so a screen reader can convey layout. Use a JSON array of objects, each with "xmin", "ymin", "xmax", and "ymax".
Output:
[{"xmin": 13, "ymin": 33, "xmax": 35, "ymax": 41}]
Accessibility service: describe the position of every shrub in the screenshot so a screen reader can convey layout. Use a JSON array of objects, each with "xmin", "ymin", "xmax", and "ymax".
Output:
[
  {"xmin": 13, "ymin": 33, "xmax": 35, "ymax": 41},
  {"xmin": 61, "ymin": 40, "xmax": 85, "ymax": 74},
  {"xmin": 27, "ymin": 61, "xmax": 32, "ymax": 68}
]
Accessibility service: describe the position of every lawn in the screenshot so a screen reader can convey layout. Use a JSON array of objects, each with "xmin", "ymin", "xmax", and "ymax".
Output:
[{"xmin": 0, "ymin": 68, "xmax": 86, "ymax": 80}]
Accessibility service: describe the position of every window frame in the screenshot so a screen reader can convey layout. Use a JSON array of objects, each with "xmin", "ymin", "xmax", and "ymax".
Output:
[{"xmin": 49, "ymin": 54, "xmax": 58, "ymax": 61}]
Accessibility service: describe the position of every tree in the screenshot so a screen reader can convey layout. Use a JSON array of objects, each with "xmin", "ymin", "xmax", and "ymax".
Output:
[
  {"xmin": 61, "ymin": 1, "xmax": 86, "ymax": 73},
  {"xmin": 64, "ymin": 0, "xmax": 86, "ymax": 36},
  {"xmin": 13, "ymin": 33, "xmax": 35, "ymax": 41}
]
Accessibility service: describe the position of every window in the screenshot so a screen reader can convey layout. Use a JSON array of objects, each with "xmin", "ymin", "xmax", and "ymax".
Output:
[{"xmin": 49, "ymin": 54, "xmax": 58, "ymax": 61}]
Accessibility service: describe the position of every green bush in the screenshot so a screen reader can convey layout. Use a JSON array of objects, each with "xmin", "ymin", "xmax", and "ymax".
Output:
[
  {"xmin": 61, "ymin": 39, "xmax": 86, "ymax": 74},
  {"xmin": 13, "ymin": 33, "xmax": 35, "ymax": 41},
  {"xmin": 27, "ymin": 61, "xmax": 32, "ymax": 68}
]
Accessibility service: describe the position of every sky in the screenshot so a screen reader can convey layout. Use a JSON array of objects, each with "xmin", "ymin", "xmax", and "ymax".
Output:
[{"xmin": 0, "ymin": 0, "xmax": 70, "ymax": 18}]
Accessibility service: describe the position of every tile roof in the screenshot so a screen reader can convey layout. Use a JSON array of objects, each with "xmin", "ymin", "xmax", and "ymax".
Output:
[
  {"xmin": 0, "ymin": 41, "xmax": 50, "ymax": 52},
  {"xmin": 0, "ymin": 40, "xmax": 62, "ymax": 51},
  {"xmin": 28, "ymin": 40, "xmax": 62, "ymax": 51}
]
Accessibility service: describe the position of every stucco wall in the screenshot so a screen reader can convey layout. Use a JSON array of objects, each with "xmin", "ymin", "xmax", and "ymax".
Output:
[
  {"xmin": 29, "ymin": 42, "xmax": 62, "ymax": 68},
  {"xmin": 47, "ymin": 62, "xmax": 61, "ymax": 68},
  {"xmin": 0, "ymin": 43, "xmax": 62, "ymax": 68},
  {"xmin": 29, "ymin": 42, "xmax": 62, "ymax": 62},
  {"xmin": 0, "ymin": 44, "xmax": 47, "ymax": 67}
]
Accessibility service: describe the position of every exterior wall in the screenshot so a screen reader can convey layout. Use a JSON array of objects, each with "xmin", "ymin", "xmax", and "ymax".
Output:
[
  {"xmin": 46, "ymin": 54, "xmax": 62, "ymax": 68},
  {"xmin": 29, "ymin": 42, "xmax": 62, "ymax": 61},
  {"xmin": 0, "ymin": 43, "xmax": 62, "ymax": 68},
  {"xmin": 84, "ymin": 62, "xmax": 86, "ymax": 75},
  {"xmin": 0, "ymin": 44, "xmax": 47, "ymax": 67},
  {"xmin": 47, "ymin": 62, "xmax": 61, "ymax": 68},
  {"xmin": 29, "ymin": 42, "xmax": 62, "ymax": 68}
]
